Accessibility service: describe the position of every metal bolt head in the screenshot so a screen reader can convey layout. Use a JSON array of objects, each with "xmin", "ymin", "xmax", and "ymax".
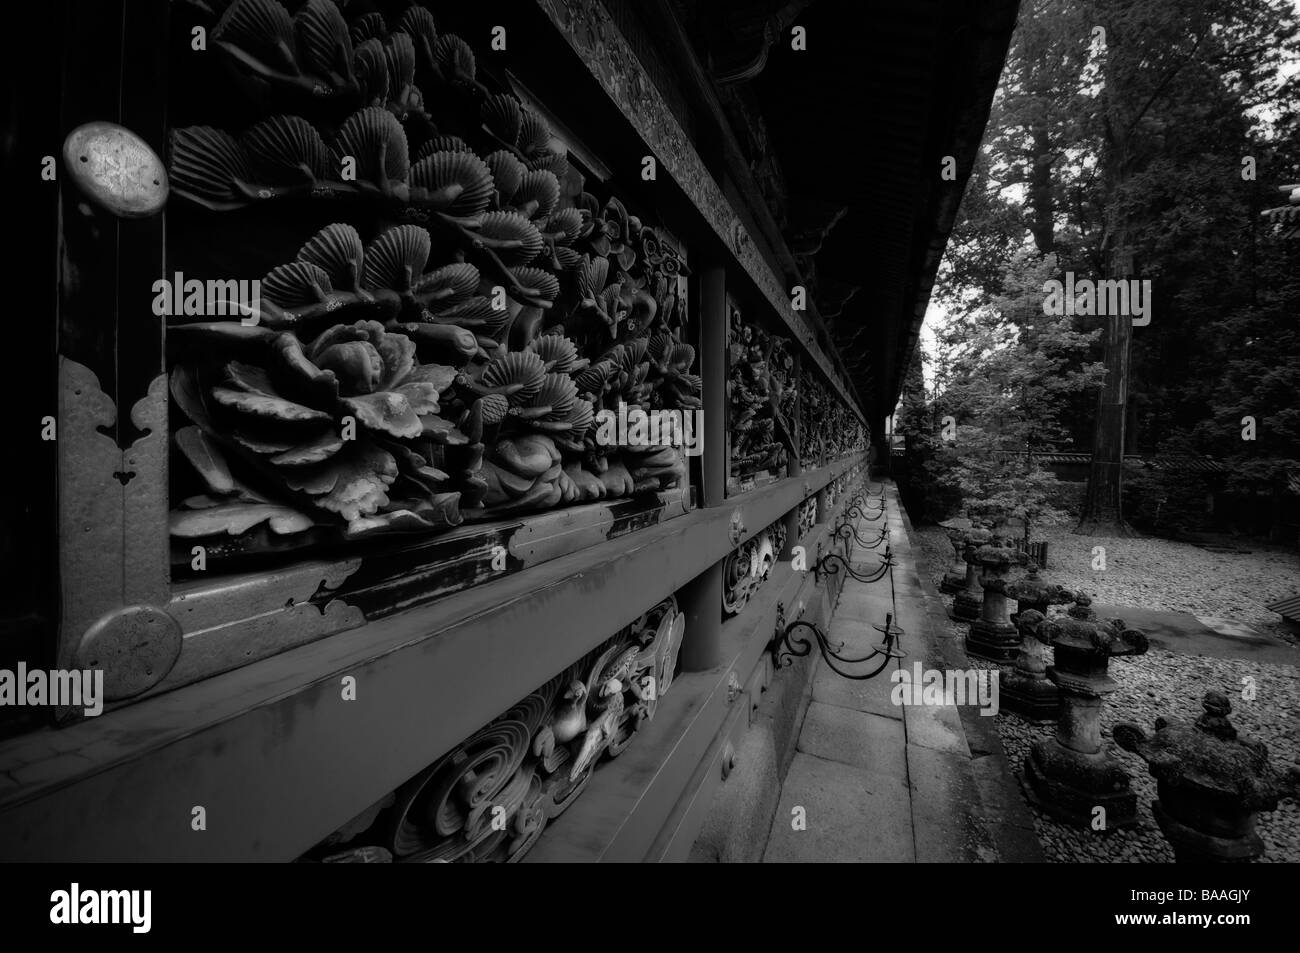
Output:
[
  {"xmin": 63, "ymin": 122, "xmax": 168, "ymax": 218},
  {"xmin": 73, "ymin": 604, "xmax": 183, "ymax": 701}
]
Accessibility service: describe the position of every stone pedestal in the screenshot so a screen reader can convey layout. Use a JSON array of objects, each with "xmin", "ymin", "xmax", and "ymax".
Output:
[
  {"xmin": 939, "ymin": 524, "xmax": 968, "ymax": 594},
  {"xmin": 950, "ymin": 525, "xmax": 991, "ymax": 622},
  {"xmin": 1000, "ymin": 567, "xmax": 1073, "ymax": 722},
  {"xmin": 999, "ymin": 609, "xmax": 1059, "ymax": 722},
  {"xmin": 965, "ymin": 540, "xmax": 1026, "ymax": 662},
  {"xmin": 1116, "ymin": 691, "xmax": 1300, "ymax": 862},
  {"xmin": 1023, "ymin": 597, "xmax": 1148, "ymax": 828}
]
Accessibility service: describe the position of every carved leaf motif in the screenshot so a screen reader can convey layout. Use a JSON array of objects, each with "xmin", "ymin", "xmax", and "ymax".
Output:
[
  {"xmin": 269, "ymin": 431, "xmax": 346, "ymax": 466},
  {"xmin": 419, "ymin": 413, "xmax": 468, "ymax": 445},
  {"xmin": 279, "ymin": 443, "xmax": 397, "ymax": 520},
  {"xmin": 170, "ymin": 365, "xmax": 217, "ymax": 432},
  {"xmin": 212, "ymin": 385, "xmax": 333, "ymax": 424},
  {"xmin": 340, "ymin": 391, "xmax": 422, "ymax": 439},
  {"xmin": 173, "ymin": 426, "xmax": 235, "ymax": 496},
  {"xmin": 170, "ymin": 502, "xmax": 314, "ymax": 537},
  {"xmin": 394, "ymin": 381, "xmax": 441, "ymax": 416},
  {"xmin": 399, "ymin": 362, "xmax": 457, "ymax": 393},
  {"xmin": 345, "ymin": 492, "xmax": 463, "ymax": 538}
]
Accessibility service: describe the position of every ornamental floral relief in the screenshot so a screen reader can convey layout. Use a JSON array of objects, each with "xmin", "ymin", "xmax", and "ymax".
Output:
[{"xmin": 164, "ymin": 0, "xmax": 700, "ymax": 564}]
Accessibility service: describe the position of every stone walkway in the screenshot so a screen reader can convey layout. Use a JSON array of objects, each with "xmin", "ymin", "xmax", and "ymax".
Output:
[{"xmin": 762, "ymin": 486, "xmax": 1042, "ymax": 863}]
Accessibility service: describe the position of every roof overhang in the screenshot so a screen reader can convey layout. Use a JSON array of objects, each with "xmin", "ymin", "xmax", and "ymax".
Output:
[{"xmin": 754, "ymin": 0, "xmax": 1021, "ymax": 422}]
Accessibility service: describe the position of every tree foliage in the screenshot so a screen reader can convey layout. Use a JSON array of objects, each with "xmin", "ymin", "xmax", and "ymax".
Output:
[{"xmin": 923, "ymin": 0, "xmax": 1300, "ymax": 537}]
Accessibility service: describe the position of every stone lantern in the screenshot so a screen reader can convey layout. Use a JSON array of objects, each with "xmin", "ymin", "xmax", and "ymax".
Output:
[
  {"xmin": 938, "ymin": 518, "xmax": 971, "ymax": 594},
  {"xmin": 1023, "ymin": 595, "xmax": 1149, "ymax": 828},
  {"xmin": 1115, "ymin": 691, "xmax": 1300, "ymax": 862},
  {"xmin": 964, "ymin": 537, "xmax": 1027, "ymax": 662},
  {"xmin": 951, "ymin": 523, "xmax": 992, "ymax": 622},
  {"xmin": 999, "ymin": 609, "xmax": 1058, "ymax": 722},
  {"xmin": 1006, "ymin": 563, "xmax": 1073, "ymax": 623},
  {"xmin": 1000, "ymin": 565, "xmax": 1074, "ymax": 722}
]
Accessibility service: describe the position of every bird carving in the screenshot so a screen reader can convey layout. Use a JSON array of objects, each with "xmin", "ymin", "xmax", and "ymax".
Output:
[
  {"xmin": 569, "ymin": 678, "xmax": 625, "ymax": 781},
  {"xmin": 549, "ymin": 680, "xmax": 588, "ymax": 745}
]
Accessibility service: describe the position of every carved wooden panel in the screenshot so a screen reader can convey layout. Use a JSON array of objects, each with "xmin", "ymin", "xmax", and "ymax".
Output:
[
  {"xmin": 163, "ymin": 0, "xmax": 700, "ymax": 569},
  {"xmin": 534, "ymin": 0, "xmax": 863, "ymax": 423},
  {"xmin": 721, "ymin": 516, "xmax": 787, "ymax": 617},
  {"xmin": 299, "ymin": 595, "xmax": 687, "ymax": 863},
  {"xmin": 797, "ymin": 496, "xmax": 816, "ymax": 540},
  {"xmin": 727, "ymin": 303, "xmax": 796, "ymax": 490},
  {"xmin": 799, "ymin": 367, "xmax": 866, "ymax": 469}
]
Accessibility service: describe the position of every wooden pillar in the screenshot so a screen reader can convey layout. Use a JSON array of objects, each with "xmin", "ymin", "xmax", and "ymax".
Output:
[
  {"xmin": 680, "ymin": 261, "xmax": 727, "ymax": 671},
  {"xmin": 871, "ymin": 421, "xmax": 888, "ymax": 478},
  {"xmin": 700, "ymin": 264, "xmax": 727, "ymax": 508},
  {"xmin": 780, "ymin": 354, "xmax": 801, "ymax": 560},
  {"xmin": 677, "ymin": 566, "xmax": 722, "ymax": 673}
]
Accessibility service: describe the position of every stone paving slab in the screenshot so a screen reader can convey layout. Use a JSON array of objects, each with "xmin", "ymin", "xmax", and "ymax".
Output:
[
  {"xmin": 834, "ymin": 587, "xmax": 893, "ymax": 623},
  {"xmin": 811, "ymin": 655, "xmax": 903, "ymax": 721},
  {"xmin": 761, "ymin": 486, "xmax": 1044, "ymax": 863},
  {"xmin": 826, "ymin": 611, "xmax": 893, "ymax": 655},
  {"xmin": 902, "ymin": 700, "xmax": 971, "ymax": 756},
  {"xmin": 907, "ymin": 744, "xmax": 988, "ymax": 863},
  {"xmin": 796, "ymin": 701, "xmax": 908, "ymax": 777},
  {"xmin": 762, "ymin": 752, "xmax": 915, "ymax": 863}
]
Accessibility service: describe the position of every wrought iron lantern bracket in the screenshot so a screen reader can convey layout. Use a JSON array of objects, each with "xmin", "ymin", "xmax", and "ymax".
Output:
[
  {"xmin": 831, "ymin": 519, "xmax": 889, "ymax": 550},
  {"xmin": 848, "ymin": 482, "xmax": 886, "ymax": 507},
  {"xmin": 841, "ymin": 502, "xmax": 885, "ymax": 522},
  {"xmin": 813, "ymin": 545, "xmax": 892, "ymax": 586},
  {"xmin": 769, "ymin": 602, "xmax": 905, "ymax": 678}
]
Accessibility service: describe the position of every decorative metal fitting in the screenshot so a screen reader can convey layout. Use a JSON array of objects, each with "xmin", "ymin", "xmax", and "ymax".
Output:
[
  {"xmin": 770, "ymin": 604, "xmax": 905, "ymax": 678},
  {"xmin": 726, "ymin": 670, "xmax": 743, "ymax": 703},
  {"xmin": 842, "ymin": 503, "xmax": 885, "ymax": 522},
  {"xmin": 728, "ymin": 508, "xmax": 746, "ymax": 546},
  {"xmin": 814, "ymin": 545, "xmax": 893, "ymax": 586},
  {"xmin": 831, "ymin": 520, "xmax": 889, "ymax": 550},
  {"xmin": 74, "ymin": 604, "xmax": 183, "ymax": 701},
  {"xmin": 63, "ymin": 121, "xmax": 169, "ymax": 219},
  {"xmin": 829, "ymin": 521, "xmax": 859, "ymax": 554}
]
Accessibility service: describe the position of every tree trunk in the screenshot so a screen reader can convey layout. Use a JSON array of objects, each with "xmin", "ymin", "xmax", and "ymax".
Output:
[
  {"xmin": 1076, "ymin": 43, "xmax": 1139, "ymax": 539},
  {"xmin": 1076, "ymin": 230, "xmax": 1138, "ymax": 537},
  {"xmin": 1028, "ymin": 124, "xmax": 1056, "ymax": 255}
]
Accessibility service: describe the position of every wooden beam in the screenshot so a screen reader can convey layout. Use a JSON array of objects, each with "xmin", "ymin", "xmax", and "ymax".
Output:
[
  {"xmin": 0, "ymin": 456, "xmax": 863, "ymax": 861},
  {"xmin": 635, "ymin": 0, "xmax": 866, "ymax": 413},
  {"xmin": 533, "ymin": 0, "xmax": 865, "ymax": 425},
  {"xmin": 524, "ymin": 499, "xmax": 851, "ymax": 862}
]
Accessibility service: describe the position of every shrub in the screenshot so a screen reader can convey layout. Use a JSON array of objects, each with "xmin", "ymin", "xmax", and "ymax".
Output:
[{"xmin": 1122, "ymin": 464, "xmax": 1214, "ymax": 536}]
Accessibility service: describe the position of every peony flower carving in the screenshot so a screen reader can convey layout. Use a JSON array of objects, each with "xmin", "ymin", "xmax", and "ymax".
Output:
[{"xmin": 171, "ymin": 318, "xmax": 463, "ymax": 529}]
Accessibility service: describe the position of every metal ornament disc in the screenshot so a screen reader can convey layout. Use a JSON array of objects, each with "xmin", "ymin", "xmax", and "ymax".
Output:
[
  {"xmin": 73, "ymin": 605, "xmax": 183, "ymax": 701},
  {"xmin": 62, "ymin": 121, "xmax": 168, "ymax": 218}
]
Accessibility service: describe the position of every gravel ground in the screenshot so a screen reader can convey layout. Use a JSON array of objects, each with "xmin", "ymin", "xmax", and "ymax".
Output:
[{"xmin": 913, "ymin": 523, "xmax": 1300, "ymax": 863}]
